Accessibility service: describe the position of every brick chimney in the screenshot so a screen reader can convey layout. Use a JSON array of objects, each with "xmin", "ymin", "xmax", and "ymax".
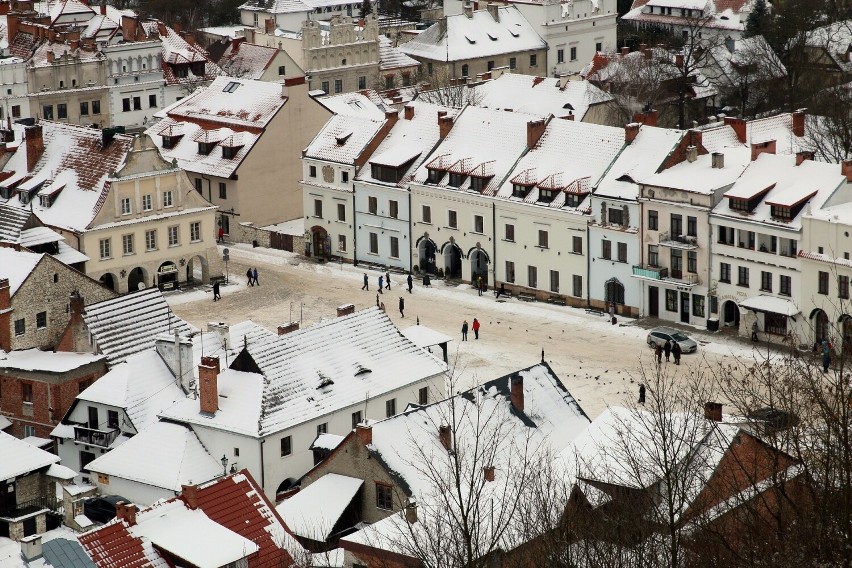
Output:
[
  {"xmin": 265, "ymin": 18, "xmax": 274, "ymax": 33},
  {"xmin": 173, "ymin": 21, "xmax": 182, "ymax": 34},
  {"xmin": 526, "ymin": 118, "xmax": 547, "ymax": 149},
  {"xmin": 796, "ymin": 150, "xmax": 814, "ymax": 166},
  {"xmin": 792, "ymin": 109, "xmax": 806, "ymax": 137},
  {"xmin": 181, "ymin": 484, "xmax": 199, "ymax": 509},
  {"xmin": 337, "ymin": 303, "xmax": 355, "ymax": 317},
  {"xmin": 632, "ymin": 109, "xmax": 657, "ymax": 127},
  {"xmin": 842, "ymin": 159, "xmax": 852, "ymax": 182},
  {"xmin": 24, "ymin": 124, "xmax": 43, "ymax": 173},
  {"xmin": 121, "ymin": 15, "xmax": 138, "ymax": 41},
  {"xmin": 231, "ymin": 37, "xmax": 245, "ymax": 51},
  {"xmin": 404, "ymin": 104, "xmax": 415, "ymax": 120},
  {"xmin": 6, "ymin": 13, "xmax": 18, "ymax": 43},
  {"xmin": 625, "ymin": 122, "xmax": 640, "ymax": 145},
  {"xmin": 675, "ymin": 52, "xmax": 684, "ymax": 68},
  {"xmin": 510, "ymin": 374, "xmax": 524, "ymax": 412},
  {"xmin": 439, "ymin": 114, "xmax": 454, "ymax": 140},
  {"xmin": 384, "ymin": 109, "xmax": 399, "ymax": 128},
  {"xmin": 704, "ymin": 401, "xmax": 722, "ymax": 422},
  {"xmin": 46, "ymin": 50, "xmax": 54, "ymax": 63},
  {"xmin": 439, "ymin": 424, "xmax": 451, "ymax": 450},
  {"xmin": 199, "ymin": 356, "xmax": 220, "ymax": 415},
  {"xmin": 356, "ymin": 423, "xmax": 372, "ymax": 445},
  {"xmin": 483, "ymin": 465, "xmax": 495, "ymax": 482},
  {"xmin": 0, "ymin": 278, "xmax": 10, "ymax": 352},
  {"xmin": 751, "ymin": 139, "xmax": 776, "ymax": 161},
  {"xmin": 0, "ymin": 2, "xmax": 9, "ymax": 16},
  {"xmin": 115, "ymin": 502, "xmax": 138, "ymax": 526},
  {"xmin": 100, "ymin": 1, "xmax": 106, "ymax": 15},
  {"xmin": 181, "ymin": 31, "xmax": 196, "ymax": 46},
  {"xmin": 711, "ymin": 152, "xmax": 724, "ymax": 169},
  {"xmin": 277, "ymin": 321, "xmax": 300, "ymax": 335},
  {"xmin": 724, "ymin": 116, "xmax": 747, "ymax": 144}
]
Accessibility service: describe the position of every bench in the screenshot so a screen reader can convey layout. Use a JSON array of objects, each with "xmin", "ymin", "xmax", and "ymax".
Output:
[
  {"xmin": 547, "ymin": 296, "xmax": 564, "ymax": 305},
  {"xmin": 210, "ymin": 275, "xmax": 226, "ymax": 285},
  {"xmin": 585, "ymin": 308, "xmax": 606, "ymax": 317},
  {"xmin": 518, "ymin": 293, "xmax": 536, "ymax": 302}
]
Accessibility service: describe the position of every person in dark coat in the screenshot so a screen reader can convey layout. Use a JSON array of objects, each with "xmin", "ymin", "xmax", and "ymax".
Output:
[
  {"xmin": 407, "ymin": 273, "xmax": 413, "ymax": 293},
  {"xmin": 495, "ymin": 283, "xmax": 505, "ymax": 299},
  {"xmin": 362, "ymin": 273, "xmax": 369, "ymax": 290},
  {"xmin": 823, "ymin": 340, "xmax": 831, "ymax": 372},
  {"xmin": 378, "ymin": 275, "xmax": 384, "ymax": 293},
  {"xmin": 664, "ymin": 339, "xmax": 672, "ymax": 362},
  {"xmin": 655, "ymin": 344, "xmax": 663, "ymax": 365},
  {"xmin": 385, "ymin": 271, "xmax": 391, "ymax": 290},
  {"xmin": 399, "ymin": 297, "xmax": 405, "ymax": 317},
  {"xmin": 461, "ymin": 320, "xmax": 469, "ymax": 341},
  {"xmin": 672, "ymin": 340, "xmax": 682, "ymax": 365},
  {"xmin": 477, "ymin": 276, "xmax": 483, "ymax": 297},
  {"xmin": 638, "ymin": 383, "xmax": 646, "ymax": 404},
  {"xmin": 212, "ymin": 281, "xmax": 221, "ymax": 301},
  {"xmin": 472, "ymin": 318, "xmax": 481, "ymax": 339},
  {"xmin": 252, "ymin": 267, "xmax": 259, "ymax": 286},
  {"xmin": 246, "ymin": 268, "xmax": 254, "ymax": 286}
]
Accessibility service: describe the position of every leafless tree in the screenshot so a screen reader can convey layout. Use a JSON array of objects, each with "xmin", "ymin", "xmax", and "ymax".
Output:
[{"xmin": 412, "ymin": 68, "xmax": 483, "ymax": 108}]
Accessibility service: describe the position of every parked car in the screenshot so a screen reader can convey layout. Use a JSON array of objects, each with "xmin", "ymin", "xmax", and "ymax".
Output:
[
  {"xmin": 83, "ymin": 495, "xmax": 128, "ymax": 524},
  {"xmin": 647, "ymin": 327, "xmax": 698, "ymax": 353}
]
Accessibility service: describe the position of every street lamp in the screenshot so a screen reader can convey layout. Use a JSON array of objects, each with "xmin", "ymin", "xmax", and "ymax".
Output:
[{"xmin": 220, "ymin": 454, "xmax": 228, "ymax": 476}]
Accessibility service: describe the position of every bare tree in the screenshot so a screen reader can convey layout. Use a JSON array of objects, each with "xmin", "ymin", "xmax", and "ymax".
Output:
[{"xmin": 412, "ymin": 68, "xmax": 483, "ymax": 108}]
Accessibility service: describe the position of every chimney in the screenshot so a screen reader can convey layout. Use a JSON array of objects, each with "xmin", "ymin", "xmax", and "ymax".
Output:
[
  {"xmin": 463, "ymin": 3, "xmax": 473, "ymax": 18},
  {"xmin": 750, "ymin": 139, "xmax": 776, "ymax": 161},
  {"xmin": 173, "ymin": 21, "xmax": 182, "ymax": 34},
  {"xmin": 620, "ymin": 46, "xmax": 629, "ymax": 57},
  {"xmin": 796, "ymin": 150, "xmax": 814, "ymax": 166},
  {"xmin": 439, "ymin": 115, "xmax": 454, "ymax": 140},
  {"xmin": 337, "ymin": 303, "xmax": 355, "ymax": 317},
  {"xmin": 121, "ymin": 15, "xmax": 138, "ymax": 41},
  {"xmin": 526, "ymin": 118, "xmax": 547, "ymax": 149},
  {"xmin": 207, "ymin": 322, "xmax": 231, "ymax": 351},
  {"xmin": 439, "ymin": 424, "xmax": 451, "ymax": 450},
  {"xmin": 0, "ymin": 2, "xmax": 9, "ymax": 16},
  {"xmin": 404, "ymin": 104, "xmax": 415, "ymax": 120},
  {"xmin": 20, "ymin": 535, "xmax": 42, "ymax": 561},
  {"xmin": 181, "ymin": 31, "xmax": 196, "ymax": 46},
  {"xmin": 100, "ymin": 1, "xmax": 106, "ymax": 15},
  {"xmin": 46, "ymin": 50, "xmax": 54, "ymax": 63},
  {"xmin": 199, "ymin": 356, "xmax": 220, "ymax": 415},
  {"xmin": 6, "ymin": 14, "xmax": 18, "ymax": 43},
  {"xmin": 277, "ymin": 321, "xmax": 300, "ymax": 335},
  {"xmin": 115, "ymin": 502, "xmax": 138, "ymax": 526},
  {"xmin": 487, "ymin": 3, "xmax": 499, "ymax": 21},
  {"xmin": 0, "ymin": 278, "xmax": 9, "ymax": 351},
  {"xmin": 356, "ymin": 423, "xmax": 372, "ymax": 445},
  {"xmin": 723, "ymin": 116, "xmax": 747, "ymax": 143},
  {"xmin": 24, "ymin": 124, "xmax": 43, "ymax": 173},
  {"xmin": 231, "ymin": 37, "xmax": 245, "ymax": 51},
  {"xmin": 842, "ymin": 159, "xmax": 852, "ymax": 182},
  {"xmin": 711, "ymin": 151, "xmax": 724, "ymax": 169},
  {"xmin": 265, "ymin": 19, "xmax": 274, "ymax": 33},
  {"xmin": 181, "ymin": 484, "xmax": 199, "ymax": 509},
  {"xmin": 384, "ymin": 109, "xmax": 399, "ymax": 128},
  {"xmin": 625, "ymin": 122, "xmax": 640, "ymax": 145},
  {"xmin": 405, "ymin": 502, "xmax": 418, "ymax": 523},
  {"xmin": 686, "ymin": 145, "xmax": 697, "ymax": 163},
  {"xmin": 483, "ymin": 465, "xmax": 495, "ymax": 482},
  {"xmin": 70, "ymin": 39, "xmax": 78, "ymax": 50},
  {"xmin": 792, "ymin": 109, "xmax": 805, "ymax": 137},
  {"xmin": 632, "ymin": 109, "xmax": 657, "ymax": 127},
  {"xmin": 704, "ymin": 401, "xmax": 723, "ymax": 422},
  {"xmin": 675, "ymin": 53, "xmax": 684, "ymax": 68},
  {"xmin": 510, "ymin": 374, "xmax": 524, "ymax": 412}
]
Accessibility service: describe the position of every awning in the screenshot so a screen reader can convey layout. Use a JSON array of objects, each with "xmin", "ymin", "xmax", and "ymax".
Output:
[
  {"xmin": 739, "ymin": 295, "xmax": 800, "ymax": 317},
  {"xmin": 401, "ymin": 325, "xmax": 453, "ymax": 349},
  {"xmin": 276, "ymin": 473, "xmax": 364, "ymax": 541}
]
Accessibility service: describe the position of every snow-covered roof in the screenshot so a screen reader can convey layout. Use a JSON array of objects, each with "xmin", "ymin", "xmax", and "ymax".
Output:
[
  {"xmin": 216, "ymin": 40, "xmax": 278, "ymax": 80},
  {"xmin": 0, "ymin": 247, "xmax": 43, "ymax": 295},
  {"xmin": 49, "ymin": 0, "xmax": 96, "ymax": 27},
  {"xmin": 0, "ymin": 203, "xmax": 33, "ymax": 243},
  {"xmin": 86, "ymin": 422, "xmax": 222, "ymax": 494},
  {"xmin": 240, "ymin": 0, "xmax": 359, "ymax": 14},
  {"xmin": 641, "ymin": 146, "xmax": 751, "ymax": 194},
  {"xmin": 311, "ymin": 432, "xmax": 345, "ymax": 451},
  {"xmin": 400, "ymin": 324, "xmax": 453, "ymax": 349},
  {"xmin": 378, "ymin": 35, "xmax": 418, "ymax": 71},
  {"xmin": 277, "ymin": 473, "xmax": 363, "ymax": 540},
  {"xmin": 192, "ymin": 320, "xmax": 276, "ymax": 372},
  {"xmin": 702, "ymin": 35, "xmax": 786, "ymax": 91},
  {"xmin": 46, "ymin": 463, "xmax": 78, "ymax": 480},
  {"xmin": 0, "ymin": 349, "xmax": 104, "ymax": 372},
  {"xmin": 304, "ymin": 113, "xmax": 386, "ymax": 166},
  {"xmin": 82, "ymin": 288, "xmax": 197, "ymax": 366},
  {"xmin": 622, "ymin": 0, "xmax": 753, "ymax": 32},
  {"xmin": 316, "ymin": 90, "xmax": 391, "ymax": 119},
  {"xmin": 401, "ymin": 6, "xmax": 546, "ymax": 63},
  {"xmin": 0, "ymin": 429, "xmax": 59, "ymax": 479},
  {"xmin": 739, "ymin": 294, "xmax": 800, "ymax": 316},
  {"xmin": 595, "ymin": 125, "xmax": 684, "ymax": 200},
  {"xmin": 805, "ymin": 21, "xmax": 852, "ymax": 73}
]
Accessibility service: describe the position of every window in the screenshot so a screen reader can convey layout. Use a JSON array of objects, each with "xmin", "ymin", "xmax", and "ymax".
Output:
[
  {"xmin": 573, "ymin": 274, "xmax": 582, "ymax": 297},
  {"xmin": 422, "ymin": 205, "xmax": 432, "ymax": 224},
  {"xmin": 36, "ymin": 311, "xmax": 47, "ymax": 329},
  {"xmin": 506, "ymin": 261, "xmax": 515, "ymax": 283},
  {"xmin": 80, "ymin": 450, "xmax": 96, "ymax": 473},
  {"xmin": 819, "ymin": 271, "xmax": 829, "ymax": 295},
  {"xmin": 608, "ymin": 208, "xmax": 623, "ymax": 225},
  {"xmin": 557, "ymin": 49, "xmax": 564, "ymax": 63},
  {"xmin": 337, "ymin": 203, "xmax": 346, "ymax": 222},
  {"xmin": 461, "ymin": 64, "xmax": 469, "ymax": 76},
  {"xmin": 530, "ymin": 54, "xmax": 537, "ymax": 66},
  {"xmin": 488, "ymin": 60, "xmax": 495, "ymax": 71},
  {"xmin": 693, "ymin": 294, "xmax": 705, "ymax": 317},
  {"xmin": 780, "ymin": 275, "xmax": 792, "ymax": 296},
  {"xmin": 717, "ymin": 225, "xmax": 735, "ymax": 245},
  {"xmin": 596, "ymin": 41, "xmax": 603, "ymax": 52},
  {"xmin": 368, "ymin": 196, "xmax": 378, "ymax": 214},
  {"xmin": 761, "ymin": 271, "xmax": 772, "ymax": 292},
  {"xmin": 385, "ymin": 398, "xmax": 396, "ymax": 417},
  {"xmin": 168, "ymin": 226, "xmax": 179, "ymax": 247},
  {"xmin": 618, "ymin": 242, "xmax": 627, "ymax": 263},
  {"xmin": 448, "ymin": 210, "xmax": 458, "ymax": 229},
  {"xmin": 342, "ymin": 171, "xmax": 349, "ymax": 183},
  {"xmin": 602, "ymin": 240, "xmax": 611, "ymax": 259},
  {"xmin": 149, "ymin": 94, "xmax": 157, "ymax": 108},
  {"xmin": 99, "ymin": 238, "xmax": 111, "ymax": 259},
  {"xmin": 314, "ymin": 199, "xmax": 323, "ymax": 218},
  {"xmin": 121, "ymin": 197, "xmax": 132, "ymax": 215},
  {"xmin": 338, "ymin": 234, "xmax": 346, "ymax": 252},
  {"xmin": 108, "ymin": 410, "xmax": 119, "ymax": 429},
  {"xmin": 475, "ymin": 215, "xmax": 485, "ymax": 233},
  {"xmin": 390, "ymin": 236, "xmax": 400, "ymax": 258},
  {"xmin": 720, "ymin": 262, "xmax": 730, "ymax": 283},
  {"xmin": 352, "ymin": 410, "xmax": 362, "ymax": 428},
  {"xmin": 24, "ymin": 425, "xmax": 36, "ymax": 438},
  {"xmin": 194, "ymin": 178, "xmax": 203, "ymax": 193},
  {"xmin": 376, "ymin": 483, "xmax": 393, "ymax": 509},
  {"xmin": 528, "ymin": 265, "xmax": 538, "ymax": 288},
  {"xmin": 142, "ymin": 194, "xmax": 152, "ymax": 211},
  {"xmin": 671, "ymin": 214, "xmax": 683, "ymax": 236},
  {"xmin": 309, "ymin": 165, "xmax": 317, "ymax": 178},
  {"xmin": 57, "ymin": 103, "xmax": 67, "ymax": 119},
  {"xmin": 648, "ymin": 244, "xmax": 659, "ymax": 266},
  {"xmin": 80, "ymin": 101, "xmax": 89, "ymax": 115},
  {"xmin": 369, "ymin": 232, "xmax": 379, "ymax": 254},
  {"xmin": 14, "ymin": 318, "xmax": 25, "ymax": 336},
  {"xmin": 334, "ymin": 79, "xmax": 343, "ymax": 93},
  {"xmin": 190, "ymin": 222, "xmax": 201, "ymax": 242},
  {"xmin": 648, "ymin": 210, "xmax": 658, "ymax": 230},
  {"xmin": 279, "ymin": 65, "xmax": 287, "ymax": 76},
  {"xmin": 687, "ymin": 251, "xmax": 697, "ymax": 273},
  {"xmin": 280, "ymin": 436, "xmax": 292, "ymax": 456},
  {"xmin": 12, "ymin": 105, "xmax": 20, "ymax": 118},
  {"xmin": 317, "ymin": 422, "xmax": 328, "ymax": 435},
  {"xmin": 505, "ymin": 224, "xmax": 515, "ymax": 241},
  {"xmin": 122, "ymin": 98, "xmax": 131, "ymax": 112},
  {"xmin": 122, "ymin": 234, "xmax": 134, "ymax": 255},
  {"xmin": 22, "ymin": 382, "xmax": 32, "ymax": 402},
  {"xmin": 666, "ymin": 289, "xmax": 677, "ymax": 311},
  {"xmin": 92, "ymin": 100, "xmax": 101, "ymax": 114},
  {"xmin": 841, "ymin": 275, "xmax": 850, "ymax": 299},
  {"xmin": 687, "ymin": 216, "xmax": 697, "ymax": 237},
  {"xmin": 322, "ymin": 81, "xmax": 330, "ymax": 93},
  {"xmin": 145, "ymin": 229, "xmax": 156, "ymax": 250},
  {"xmin": 219, "ymin": 183, "xmax": 227, "ymax": 199},
  {"xmin": 419, "ymin": 386, "xmax": 428, "ymax": 405},
  {"xmin": 738, "ymin": 266, "xmax": 749, "ymax": 287},
  {"xmin": 389, "ymin": 200, "xmax": 399, "ymax": 219},
  {"xmin": 569, "ymin": 236, "xmax": 581, "ymax": 254},
  {"xmin": 385, "ymin": 75, "xmax": 394, "ymax": 89},
  {"xmin": 358, "ymin": 76, "xmax": 366, "ymax": 89},
  {"xmin": 550, "ymin": 270, "xmax": 559, "ymax": 293},
  {"xmin": 538, "ymin": 230, "xmax": 549, "ymax": 248},
  {"xmin": 509, "ymin": 57, "xmax": 517, "ymax": 69},
  {"xmin": 163, "ymin": 190, "xmax": 173, "ymax": 207},
  {"xmin": 133, "ymin": 96, "xmax": 142, "ymax": 110},
  {"xmin": 427, "ymin": 62, "xmax": 433, "ymax": 75},
  {"xmin": 222, "ymin": 81, "xmax": 240, "ymax": 93},
  {"xmin": 570, "ymin": 46, "xmax": 577, "ymax": 61}
]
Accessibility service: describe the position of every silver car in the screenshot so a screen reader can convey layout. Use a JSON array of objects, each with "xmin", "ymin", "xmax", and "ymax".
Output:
[{"xmin": 647, "ymin": 327, "xmax": 698, "ymax": 353}]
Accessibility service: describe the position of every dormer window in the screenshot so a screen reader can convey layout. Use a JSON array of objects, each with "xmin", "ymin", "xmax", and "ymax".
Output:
[
  {"xmin": 162, "ymin": 134, "xmax": 182, "ymax": 149},
  {"xmin": 539, "ymin": 189, "xmax": 557, "ymax": 203},
  {"xmin": 222, "ymin": 81, "xmax": 240, "ymax": 93},
  {"xmin": 771, "ymin": 205, "xmax": 791, "ymax": 220},
  {"xmin": 513, "ymin": 184, "xmax": 533, "ymax": 198},
  {"xmin": 469, "ymin": 176, "xmax": 492, "ymax": 192},
  {"xmin": 448, "ymin": 172, "xmax": 466, "ymax": 188},
  {"xmin": 730, "ymin": 197, "xmax": 750, "ymax": 211},
  {"xmin": 198, "ymin": 141, "xmax": 216, "ymax": 155},
  {"xmin": 565, "ymin": 193, "xmax": 586, "ymax": 207},
  {"xmin": 222, "ymin": 145, "xmax": 240, "ymax": 159},
  {"xmin": 0, "ymin": 186, "xmax": 11, "ymax": 199},
  {"xmin": 427, "ymin": 168, "xmax": 444, "ymax": 184}
]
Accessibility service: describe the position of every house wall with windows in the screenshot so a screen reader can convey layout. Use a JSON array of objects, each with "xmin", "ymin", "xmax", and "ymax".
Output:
[
  {"xmin": 54, "ymin": 397, "xmax": 133, "ymax": 475},
  {"xmin": 353, "ymin": 182, "xmax": 411, "ymax": 270},
  {"xmin": 103, "ymin": 40, "xmax": 165, "ymax": 132},
  {"xmin": 587, "ymin": 197, "xmax": 643, "ymax": 315},
  {"xmin": 302, "ymin": 159, "xmax": 358, "ymax": 262},
  {"xmin": 0, "ymin": 57, "xmax": 31, "ymax": 124},
  {"xmin": 27, "ymin": 49, "xmax": 109, "ymax": 127}
]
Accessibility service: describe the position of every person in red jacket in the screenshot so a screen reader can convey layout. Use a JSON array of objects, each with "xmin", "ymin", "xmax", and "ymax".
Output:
[{"xmin": 472, "ymin": 318, "xmax": 481, "ymax": 340}]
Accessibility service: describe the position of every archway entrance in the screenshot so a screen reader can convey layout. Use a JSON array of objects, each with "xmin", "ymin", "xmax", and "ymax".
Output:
[
  {"xmin": 311, "ymin": 226, "xmax": 329, "ymax": 258},
  {"xmin": 186, "ymin": 255, "xmax": 209, "ymax": 285},
  {"xmin": 469, "ymin": 248, "xmax": 490, "ymax": 285},
  {"xmin": 443, "ymin": 242, "xmax": 462, "ymax": 279},
  {"xmin": 417, "ymin": 237, "xmax": 437, "ymax": 274},
  {"xmin": 157, "ymin": 261, "xmax": 178, "ymax": 290},
  {"xmin": 722, "ymin": 300, "xmax": 740, "ymax": 328},
  {"xmin": 99, "ymin": 273, "xmax": 117, "ymax": 292},
  {"xmin": 604, "ymin": 278, "xmax": 625, "ymax": 306},
  {"xmin": 811, "ymin": 309, "xmax": 829, "ymax": 344},
  {"xmin": 127, "ymin": 267, "xmax": 147, "ymax": 292}
]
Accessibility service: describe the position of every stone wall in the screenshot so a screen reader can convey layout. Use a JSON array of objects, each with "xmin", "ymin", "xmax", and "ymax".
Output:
[{"xmin": 232, "ymin": 222, "xmax": 306, "ymax": 253}]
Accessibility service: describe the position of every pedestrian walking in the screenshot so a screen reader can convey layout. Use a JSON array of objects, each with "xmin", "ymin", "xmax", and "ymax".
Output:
[
  {"xmin": 672, "ymin": 341, "xmax": 682, "ymax": 365},
  {"xmin": 495, "ymin": 283, "xmax": 505, "ymax": 299},
  {"xmin": 212, "ymin": 281, "xmax": 221, "ymax": 301},
  {"xmin": 461, "ymin": 320, "xmax": 469, "ymax": 341},
  {"xmin": 638, "ymin": 383, "xmax": 646, "ymax": 404},
  {"xmin": 399, "ymin": 297, "xmax": 405, "ymax": 318},
  {"xmin": 823, "ymin": 340, "xmax": 831, "ymax": 372},
  {"xmin": 664, "ymin": 339, "xmax": 672, "ymax": 362},
  {"xmin": 751, "ymin": 321, "xmax": 759, "ymax": 342},
  {"xmin": 378, "ymin": 275, "xmax": 384, "ymax": 293},
  {"xmin": 362, "ymin": 273, "xmax": 369, "ymax": 290},
  {"xmin": 472, "ymin": 318, "xmax": 480, "ymax": 339},
  {"xmin": 253, "ymin": 267, "xmax": 259, "ymax": 286},
  {"xmin": 477, "ymin": 276, "xmax": 483, "ymax": 297},
  {"xmin": 407, "ymin": 273, "xmax": 413, "ymax": 293},
  {"xmin": 385, "ymin": 271, "xmax": 391, "ymax": 290},
  {"xmin": 217, "ymin": 226, "xmax": 224, "ymax": 243},
  {"xmin": 246, "ymin": 268, "xmax": 254, "ymax": 287},
  {"xmin": 376, "ymin": 293, "xmax": 380, "ymax": 307},
  {"xmin": 655, "ymin": 344, "xmax": 663, "ymax": 365}
]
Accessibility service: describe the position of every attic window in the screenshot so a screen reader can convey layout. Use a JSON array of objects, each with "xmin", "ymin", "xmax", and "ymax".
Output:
[
  {"xmin": 448, "ymin": 172, "xmax": 466, "ymax": 188},
  {"xmin": 317, "ymin": 372, "xmax": 334, "ymax": 389},
  {"xmin": 198, "ymin": 141, "xmax": 216, "ymax": 155},
  {"xmin": 162, "ymin": 134, "xmax": 183, "ymax": 149},
  {"xmin": 427, "ymin": 168, "xmax": 444, "ymax": 184},
  {"xmin": 512, "ymin": 184, "xmax": 533, "ymax": 198},
  {"xmin": 562, "ymin": 103, "xmax": 574, "ymax": 110},
  {"xmin": 487, "ymin": 33, "xmax": 498, "ymax": 41},
  {"xmin": 222, "ymin": 145, "xmax": 242, "ymax": 159},
  {"xmin": 470, "ymin": 176, "xmax": 492, "ymax": 192},
  {"xmin": 539, "ymin": 188, "xmax": 557, "ymax": 203},
  {"xmin": 222, "ymin": 81, "xmax": 241, "ymax": 93},
  {"xmin": 508, "ymin": 28, "xmax": 519, "ymax": 38},
  {"xmin": 354, "ymin": 364, "xmax": 372, "ymax": 376},
  {"xmin": 464, "ymin": 35, "xmax": 476, "ymax": 44},
  {"xmin": 336, "ymin": 131, "xmax": 353, "ymax": 145},
  {"xmin": 729, "ymin": 198, "xmax": 751, "ymax": 212}
]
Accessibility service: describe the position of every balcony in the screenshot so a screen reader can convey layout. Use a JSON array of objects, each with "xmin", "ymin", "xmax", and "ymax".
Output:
[
  {"xmin": 665, "ymin": 273, "xmax": 701, "ymax": 287},
  {"xmin": 74, "ymin": 425, "xmax": 120, "ymax": 448},
  {"xmin": 632, "ymin": 265, "xmax": 669, "ymax": 280},
  {"xmin": 659, "ymin": 232, "xmax": 698, "ymax": 249},
  {"xmin": 0, "ymin": 495, "xmax": 57, "ymax": 519}
]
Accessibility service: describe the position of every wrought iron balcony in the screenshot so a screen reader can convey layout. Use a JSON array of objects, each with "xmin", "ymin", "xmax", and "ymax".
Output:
[
  {"xmin": 0, "ymin": 495, "xmax": 57, "ymax": 519},
  {"xmin": 74, "ymin": 425, "xmax": 119, "ymax": 448},
  {"xmin": 659, "ymin": 232, "xmax": 698, "ymax": 249},
  {"xmin": 632, "ymin": 265, "xmax": 669, "ymax": 280},
  {"xmin": 665, "ymin": 273, "xmax": 701, "ymax": 286}
]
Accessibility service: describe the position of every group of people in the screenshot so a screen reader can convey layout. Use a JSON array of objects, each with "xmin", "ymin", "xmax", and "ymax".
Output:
[
  {"xmin": 362, "ymin": 271, "xmax": 414, "ymax": 294},
  {"xmin": 461, "ymin": 318, "xmax": 481, "ymax": 341},
  {"xmin": 654, "ymin": 339, "xmax": 682, "ymax": 366},
  {"xmin": 246, "ymin": 268, "xmax": 260, "ymax": 287}
]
